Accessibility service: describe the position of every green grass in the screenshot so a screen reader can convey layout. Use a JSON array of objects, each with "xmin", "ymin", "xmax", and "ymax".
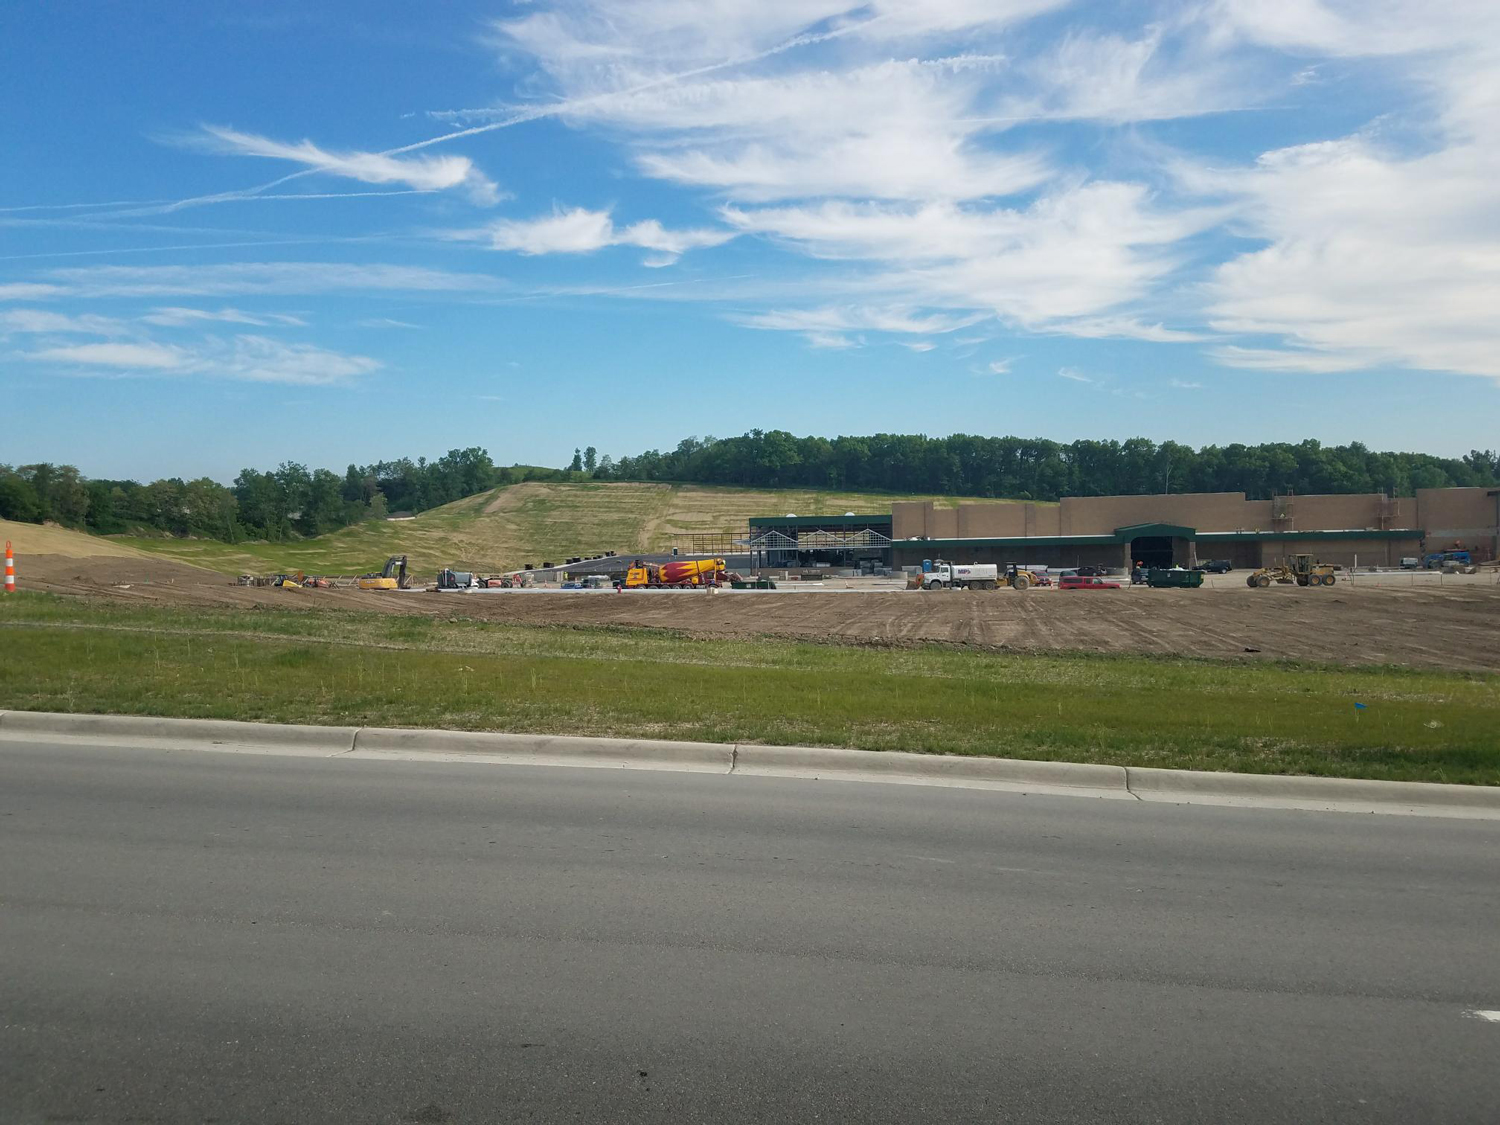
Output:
[
  {"xmin": 3, "ymin": 593, "xmax": 1496, "ymax": 784},
  {"xmin": 111, "ymin": 480, "xmax": 1029, "ymax": 577}
]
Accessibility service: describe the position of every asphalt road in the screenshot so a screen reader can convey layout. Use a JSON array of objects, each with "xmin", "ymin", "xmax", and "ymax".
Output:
[{"xmin": 4, "ymin": 740, "xmax": 1499, "ymax": 1124}]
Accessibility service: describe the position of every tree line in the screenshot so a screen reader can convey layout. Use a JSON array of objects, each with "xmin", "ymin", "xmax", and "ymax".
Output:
[
  {"xmin": 4, "ymin": 433, "xmax": 1495, "ymax": 545},
  {"xmin": 590, "ymin": 431, "xmax": 1499, "ymax": 501},
  {"xmin": 0, "ymin": 450, "xmax": 573, "ymax": 543}
]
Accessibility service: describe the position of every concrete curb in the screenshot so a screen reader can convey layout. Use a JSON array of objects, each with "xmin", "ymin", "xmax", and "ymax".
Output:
[
  {"xmin": 0, "ymin": 710, "xmax": 358, "ymax": 756},
  {"xmin": 1126, "ymin": 766, "xmax": 1500, "ymax": 814},
  {"xmin": 735, "ymin": 744, "xmax": 1134, "ymax": 798},
  {"xmin": 350, "ymin": 727, "xmax": 734, "ymax": 773},
  {"xmin": 2, "ymin": 710, "xmax": 1497, "ymax": 817}
]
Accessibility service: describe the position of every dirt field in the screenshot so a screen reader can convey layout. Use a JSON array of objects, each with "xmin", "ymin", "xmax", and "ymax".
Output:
[{"xmin": 14, "ymin": 550, "xmax": 1500, "ymax": 672}]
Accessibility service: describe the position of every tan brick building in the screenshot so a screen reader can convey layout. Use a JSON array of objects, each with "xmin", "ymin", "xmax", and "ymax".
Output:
[{"xmin": 882, "ymin": 487, "xmax": 1499, "ymax": 570}]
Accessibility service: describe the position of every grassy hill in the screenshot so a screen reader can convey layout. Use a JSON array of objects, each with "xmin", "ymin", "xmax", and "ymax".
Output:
[{"xmin": 107, "ymin": 481, "xmax": 1023, "ymax": 577}]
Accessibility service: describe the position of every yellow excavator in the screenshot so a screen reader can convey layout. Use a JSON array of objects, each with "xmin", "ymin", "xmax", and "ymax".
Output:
[{"xmin": 356, "ymin": 555, "xmax": 412, "ymax": 590}]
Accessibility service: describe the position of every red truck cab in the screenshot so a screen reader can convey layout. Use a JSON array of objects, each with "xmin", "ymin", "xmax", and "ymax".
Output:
[{"xmin": 1060, "ymin": 574, "xmax": 1121, "ymax": 590}]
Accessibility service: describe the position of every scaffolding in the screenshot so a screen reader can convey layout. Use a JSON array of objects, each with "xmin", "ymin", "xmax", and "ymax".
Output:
[
  {"xmin": 744, "ymin": 526, "xmax": 894, "ymax": 570},
  {"xmin": 1272, "ymin": 493, "xmax": 1295, "ymax": 531},
  {"xmin": 668, "ymin": 525, "xmax": 896, "ymax": 569}
]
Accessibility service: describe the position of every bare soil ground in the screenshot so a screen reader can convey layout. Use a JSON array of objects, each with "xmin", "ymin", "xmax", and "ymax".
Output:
[{"xmin": 17, "ymin": 551, "xmax": 1500, "ymax": 671}]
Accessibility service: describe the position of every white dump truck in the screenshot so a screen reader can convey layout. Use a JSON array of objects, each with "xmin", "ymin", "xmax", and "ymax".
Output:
[{"xmin": 921, "ymin": 562, "xmax": 1000, "ymax": 590}]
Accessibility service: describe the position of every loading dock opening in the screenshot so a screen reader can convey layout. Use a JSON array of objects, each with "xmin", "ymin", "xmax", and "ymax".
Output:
[{"xmin": 1129, "ymin": 536, "xmax": 1175, "ymax": 569}]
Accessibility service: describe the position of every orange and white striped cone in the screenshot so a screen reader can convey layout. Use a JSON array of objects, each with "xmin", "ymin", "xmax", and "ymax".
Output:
[{"xmin": 3, "ymin": 541, "xmax": 14, "ymax": 593}]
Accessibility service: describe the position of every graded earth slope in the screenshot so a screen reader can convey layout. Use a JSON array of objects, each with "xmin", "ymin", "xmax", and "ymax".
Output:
[
  {"xmin": 111, "ymin": 481, "xmax": 1020, "ymax": 576},
  {"xmin": 1, "ymin": 517, "xmax": 230, "ymax": 596}
]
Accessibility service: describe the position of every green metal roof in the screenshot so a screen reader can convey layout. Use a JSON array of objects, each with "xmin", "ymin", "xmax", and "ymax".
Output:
[
  {"xmin": 1114, "ymin": 522, "xmax": 1197, "ymax": 538},
  {"xmin": 749, "ymin": 513, "xmax": 893, "ymax": 528},
  {"xmin": 894, "ymin": 534, "xmax": 1118, "ymax": 549},
  {"xmin": 1196, "ymin": 528, "xmax": 1421, "ymax": 542},
  {"xmin": 893, "ymin": 527, "xmax": 1422, "ymax": 550}
]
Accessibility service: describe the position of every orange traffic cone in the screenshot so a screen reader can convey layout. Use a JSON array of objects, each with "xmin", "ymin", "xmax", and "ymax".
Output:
[{"xmin": 3, "ymin": 541, "xmax": 14, "ymax": 593}]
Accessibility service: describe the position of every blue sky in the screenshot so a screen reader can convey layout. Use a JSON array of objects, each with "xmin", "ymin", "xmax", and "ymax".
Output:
[{"xmin": 3, "ymin": 0, "xmax": 1497, "ymax": 482}]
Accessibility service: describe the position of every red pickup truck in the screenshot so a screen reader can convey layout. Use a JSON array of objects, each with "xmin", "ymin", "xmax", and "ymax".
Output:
[{"xmin": 1060, "ymin": 574, "xmax": 1121, "ymax": 590}]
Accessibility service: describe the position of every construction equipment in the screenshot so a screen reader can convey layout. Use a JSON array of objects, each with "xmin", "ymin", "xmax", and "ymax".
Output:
[
  {"xmin": 435, "ymin": 568, "xmax": 480, "ymax": 591},
  {"xmin": 1246, "ymin": 554, "xmax": 1337, "ymax": 588},
  {"xmin": 1000, "ymin": 563, "xmax": 1046, "ymax": 591},
  {"xmin": 356, "ymin": 555, "xmax": 411, "ymax": 590},
  {"xmin": 619, "ymin": 558, "xmax": 732, "ymax": 588},
  {"xmin": 1423, "ymin": 549, "xmax": 1471, "ymax": 569},
  {"xmin": 921, "ymin": 562, "xmax": 999, "ymax": 590}
]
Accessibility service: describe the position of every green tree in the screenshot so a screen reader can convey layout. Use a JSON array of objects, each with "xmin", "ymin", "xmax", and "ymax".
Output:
[
  {"xmin": 0, "ymin": 466, "xmax": 41, "ymax": 523},
  {"xmin": 299, "ymin": 468, "xmax": 345, "ymax": 535}
]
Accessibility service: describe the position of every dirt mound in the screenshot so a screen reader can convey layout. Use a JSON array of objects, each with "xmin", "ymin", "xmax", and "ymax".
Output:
[{"xmin": 0, "ymin": 519, "xmax": 153, "ymax": 560}]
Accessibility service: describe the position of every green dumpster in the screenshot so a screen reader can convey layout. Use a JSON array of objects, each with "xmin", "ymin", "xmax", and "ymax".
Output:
[{"xmin": 1146, "ymin": 568, "xmax": 1203, "ymax": 589}]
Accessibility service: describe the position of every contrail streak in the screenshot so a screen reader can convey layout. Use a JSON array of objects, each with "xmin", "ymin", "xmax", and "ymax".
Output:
[
  {"xmin": 387, "ymin": 12, "xmax": 888, "ymax": 155},
  {"xmin": 81, "ymin": 9, "xmax": 885, "ymax": 218}
]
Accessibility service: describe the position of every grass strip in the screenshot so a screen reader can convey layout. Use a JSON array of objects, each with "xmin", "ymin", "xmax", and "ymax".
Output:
[{"xmin": 2, "ymin": 593, "xmax": 1496, "ymax": 784}]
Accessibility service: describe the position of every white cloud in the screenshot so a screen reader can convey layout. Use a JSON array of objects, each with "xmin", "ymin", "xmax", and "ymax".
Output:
[
  {"xmin": 635, "ymin": 92, "xmax": 1051, "ymax": 203},
  {"xmin": 1169, "ymin": 378, "xmax": 1203, "ymax": 389},
  {"xmin": 208, "ymin": 335, "xmax": 381, "ymax": 385},
  {"xmin": 31, "ymin": 342, "xmax": 185, "ymax": 369},
  {"xmin": 459, "ymin": 0, "xmax": 1500, "ymax": 378},
  {"xmin": 739, "ymin": 304, "xmax": 984, "ymax": 336},
  {"xmin": 30, "ymin": 333, "xmax": 381, "ymax": 385},
  {"xmin": 357, "ymin": 317, "xmax": 423, "ymax": 329},
  {"xmin": 1208, "ymin": 345, "xmax": 1367, "ymax": 374},
  {"xmin": 484, "ymin": 206, "xmax": 616, "ymax": 254},
  {"xmin": 1214, "ymin": 0, "xmax": 1500, "ymax": 60},
  {"xmin": 0, "ymin": 309, "xmax": 125, "ymax": 336},
  {"xmin": 197, "ymin": 125, "xmax": 500, "ymax": 204},
  {"xmin": 617, "ymin": 218, "xmax": 735, "ymax": 256},
  {"xmin": 991, "ymin": 24, "xmax": 1260, "ymax": 127},
  {"xmin": 1056, "ymin": 366, "xmax": 1093, "ymax": 383},
  {"xmin": 466, "ymin": 206, "xmax": 735, "ymax": 264},
  {"xmin": 0, "ymin": 283, "xmax": 66, "ymax": 300},
  {"xmin": 1177, "ymin": 0, "xmax": 1500, "ymax": 378},
  {"xmin": 23, "ymin": 0, "xmax": 1491, "ymax": 387},
  {"xmin": 16, "ymin": 262, "xmax": 498, "ymax": 299},
  {"xmin": 724, "ymin": 186, "xmax": 1214, "ymax": 333},
  {"xmin": 1057, "ymin": 316, "xmax": 1207, "ymax": 343},
  {"xmin": 1192, "ymin": 104, "xmax": 1500, "ymax": 377},
  {"xmin": 486, "ymin": 7, "xmax": 1064, "ymax": 205},
  {"xmin": 805, "ymin": 331, "xmax": 857, "ymax": 349},
  {"xmin": 902, "ymin": 341, "xmax": 936, "ymax": 352},
  {"xmin": 987, "ymin": 358, "xmax": 1014, "ymax": 374},
  {"xmin": 142, "ymin": 306, "xmax": 306, "ymax": 327}
]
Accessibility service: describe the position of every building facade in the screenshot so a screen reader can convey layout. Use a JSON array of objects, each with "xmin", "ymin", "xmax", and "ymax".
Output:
[{"xmin": 742, "ymin": 487, "xmax": 1498, "ymax": 571}]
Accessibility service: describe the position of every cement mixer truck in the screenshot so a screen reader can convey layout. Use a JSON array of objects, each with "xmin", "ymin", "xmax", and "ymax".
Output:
[{"xmin": 619, "ymin": 558, "xmax": 733, "ymax": 589}]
